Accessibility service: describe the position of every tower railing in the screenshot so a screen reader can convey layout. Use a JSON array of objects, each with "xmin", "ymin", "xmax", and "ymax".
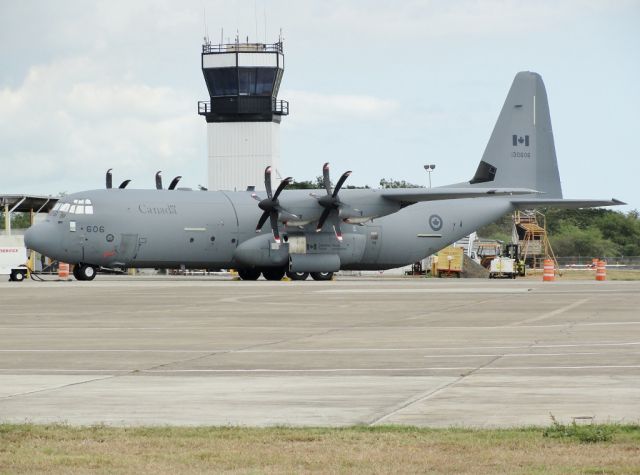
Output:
[
  {"xmin": 198, "ymin": 99, "xmax": 289, "ymax": 116},
  {"xmin": 272, "ymin": 98, "xmax": 289, "ymax": 115},
  {"xmin": 202, "ymin": 42, "xmax": 283, "ymax": 54}
]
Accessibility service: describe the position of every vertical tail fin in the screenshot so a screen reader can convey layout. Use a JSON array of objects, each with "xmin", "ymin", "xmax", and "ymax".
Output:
[{"xmin": 469, "ymin": 71, "xmax": 563, "ymax": 198}]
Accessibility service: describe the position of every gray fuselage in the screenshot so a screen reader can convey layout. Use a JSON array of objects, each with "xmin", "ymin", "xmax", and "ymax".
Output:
[{"xmin": 26, "ymin": 188, "xmax": 513, "ymax": 271}]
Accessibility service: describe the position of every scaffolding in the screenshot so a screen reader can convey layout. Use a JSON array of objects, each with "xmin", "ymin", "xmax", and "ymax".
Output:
[{"xmin": 512, "ymin": 210, "xmax": 559, "ymax": 271}]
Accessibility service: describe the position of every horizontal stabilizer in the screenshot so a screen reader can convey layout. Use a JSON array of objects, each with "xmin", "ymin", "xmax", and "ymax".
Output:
[
  {"xmin": 382, "ymin": 187, "xmax": 539, "ymax": 204},
  {"xmin": 511, "ymin": 198, "xmax": 625, "ymax": 209}
]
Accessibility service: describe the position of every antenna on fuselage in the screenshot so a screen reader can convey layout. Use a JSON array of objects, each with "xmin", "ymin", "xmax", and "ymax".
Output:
[
  {"xmin": 106, "ymin": 169, "xmax": 113, "ymax": 189},
  {"xmin": 155, "ymin": 171, "xmax": 163, "ymax": 190}
]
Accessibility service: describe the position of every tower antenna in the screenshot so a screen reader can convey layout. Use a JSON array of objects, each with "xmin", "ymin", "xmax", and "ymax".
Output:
[
  {"xmin": 254, "ymin": 0, "xmax": 258, "ymax": 42},
  {"xmin": 203, "ymin": 6, "xmax": 209, "ymax": 43}
]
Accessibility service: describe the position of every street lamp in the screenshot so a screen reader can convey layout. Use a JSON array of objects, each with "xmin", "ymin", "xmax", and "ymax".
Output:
[{"xmin": 424, "ymin": 164, "xmax": 436, "ymax": 188}]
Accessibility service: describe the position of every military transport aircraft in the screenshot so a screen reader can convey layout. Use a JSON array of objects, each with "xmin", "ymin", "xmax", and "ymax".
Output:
[{"xmin": 25, "ymin": 72, "xmax": 623, "ymax": 281}]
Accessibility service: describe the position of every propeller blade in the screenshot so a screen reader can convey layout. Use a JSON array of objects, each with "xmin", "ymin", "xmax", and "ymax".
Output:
[
  {"xmin": 256, "ymin": 210, "xmax": 270, "ymax": 232},
  {"xmin": 270, "ymin": 211, "xmax": 281, "ymax": 243},
  {"xmin": 322, "ymin": 162, "xmax": 331, "ymax": 194},
  {"xmin": 155, "ymin": 171, "xmax": 162, "ymax": 190},
  {"xmin": 106, "ymin": 169, "xmax": 113, "ymax": 189},
  {"xmin": 272, "ymin": 177, "xmax": 292, "ymax": 200},
  {"xmin": 333, "ymin": 220, "xmax": 343, "ymax": 241},
  {"xmin": 168, "ymin": 176, "xmax": 182, "ymax": 190},
  {"xmin": 264, "ymin": 166, "xmax": 273, "ymax": 199},
  {"xmin": 333, "ymin": 171, "xmax": 352, "ymax": 197},
  {"xmin": 119, "ymin": 179, "xmax": 131, "ymax": 189},
  {"xmin": 316, "ymin": 207, "xmax": 332, "ymax": 232}
]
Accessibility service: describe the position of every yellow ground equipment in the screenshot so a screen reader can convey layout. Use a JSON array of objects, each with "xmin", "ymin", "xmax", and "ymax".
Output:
[{"xmin": 435, "ymin": 246, "xmax": 464, "ymax": 278}]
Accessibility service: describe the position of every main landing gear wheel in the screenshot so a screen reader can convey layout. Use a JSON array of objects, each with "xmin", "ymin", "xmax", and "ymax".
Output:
[
  {"xmin": 262, "ymin": 268, "xmax": 286, "ymax": 281},
  {"xmin": 74, "ymin": 263, "xmax": 97, "ymax": 281},
  {"xmin": 310, "ymin": 271, "xmax": 334, "ymax": 281},
  {"xmin": 286, "ymin": 271, "xmax": 309, "ymax": 281},
  {"xmin": 237, "ymin": 268, "xmax": 261, "ymax": 281}
]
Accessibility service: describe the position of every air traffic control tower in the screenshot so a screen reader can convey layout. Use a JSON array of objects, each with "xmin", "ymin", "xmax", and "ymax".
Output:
[{"xmin": 198, "ymin": 40, "xmax": 288, "ymax": 191}]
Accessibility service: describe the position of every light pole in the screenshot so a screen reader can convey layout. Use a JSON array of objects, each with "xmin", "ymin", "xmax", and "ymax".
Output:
[{"xmin": 424, "ymin": 164, "xmax": 436, "ymax": 188}]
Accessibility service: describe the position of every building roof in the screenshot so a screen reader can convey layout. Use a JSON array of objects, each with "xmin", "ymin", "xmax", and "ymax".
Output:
[{"xmin": 0, "ymin": 194, "xmax": 59, "ymax": 213}]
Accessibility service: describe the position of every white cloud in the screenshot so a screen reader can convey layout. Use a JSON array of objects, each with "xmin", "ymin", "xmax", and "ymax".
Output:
[
  {"xmin": 282, "ymin": 90, "xmax": 399, "ymax": 125},
  {"xmin": 0, "ymin": 56, "xmax": 202, "ymax": 193}
]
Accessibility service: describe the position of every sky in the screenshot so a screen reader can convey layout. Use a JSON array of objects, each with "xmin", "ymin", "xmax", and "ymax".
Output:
[{"xmin": 1, "ymin": 0, "xmax": 639, "ymax": 211}]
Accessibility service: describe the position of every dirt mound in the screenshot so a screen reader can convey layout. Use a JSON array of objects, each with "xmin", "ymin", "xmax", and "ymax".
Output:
[{"xmin": 462, "ymin": 254, "xmax": 489, "ymax": 278}]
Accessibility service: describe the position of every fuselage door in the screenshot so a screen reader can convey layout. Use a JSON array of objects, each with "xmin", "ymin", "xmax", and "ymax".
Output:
[
  {"xmin": 117, "ymin": 233, "xmax": 139, "ymax": 264},
  {"xmin": 63, "ymin": 219, "xmax": 84, "ymax": 263},
  {"xmin": 361, "ymin": 226, "xmax": 382, "ymax": 263}
]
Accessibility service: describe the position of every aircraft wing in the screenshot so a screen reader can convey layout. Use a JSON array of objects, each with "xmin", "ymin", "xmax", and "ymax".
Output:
[
  {"xmin": 511, "ymin": 198, "xmax": 626, "ymax": 209},
  {"xmin": 381, "ymin": 187, "xmax": 539, "ymax": 204}
]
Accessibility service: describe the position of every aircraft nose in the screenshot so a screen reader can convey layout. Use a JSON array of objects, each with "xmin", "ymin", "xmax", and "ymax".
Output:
[{"xmin": 24, "ymin": 223, "xmax": 47, "ymax": 254}]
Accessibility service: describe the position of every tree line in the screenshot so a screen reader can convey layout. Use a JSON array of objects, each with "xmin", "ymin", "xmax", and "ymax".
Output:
[{"xmin": 478, "ymin": 208, "xmax": 640, "ymax": 257}]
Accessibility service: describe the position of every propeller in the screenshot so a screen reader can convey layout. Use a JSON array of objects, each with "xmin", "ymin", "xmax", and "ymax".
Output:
[
  {"xmin": 252, "ymin": 166, "xmax": 292, "ymax": 243},
  {"xmin": 155, "ymin": 171, "xmax": 181, "ymax": 190},
  {"xmin": 315, "ymin": 162, "xmax": 351, "ymax": 241},
  {"xmin": 106, "ymin": 169, "xmax": 131, "ymax": 189},
  {"xmin": 168, "ymin": 176, "xmax": 182, "ymax": 190},
  {"xmin": 106, "ymin": 169, "xmax": 113, "ymax": 189}
]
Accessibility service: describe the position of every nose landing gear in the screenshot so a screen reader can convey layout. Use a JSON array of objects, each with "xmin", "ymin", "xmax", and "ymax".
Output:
[{"xmin": 73, "ymin": 263, "xmax": 97, "ymax": 281}]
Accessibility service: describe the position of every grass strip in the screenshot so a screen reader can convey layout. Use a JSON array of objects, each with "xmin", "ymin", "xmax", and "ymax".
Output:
[{"xmin": 1, "ymin": 423, "xmax": 640, "ymax": 474}]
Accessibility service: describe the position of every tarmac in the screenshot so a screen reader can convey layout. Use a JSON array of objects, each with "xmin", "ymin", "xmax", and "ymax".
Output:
[{"xmin": 1, "ymin": 275, "xmax": 639, "ymax": 428}]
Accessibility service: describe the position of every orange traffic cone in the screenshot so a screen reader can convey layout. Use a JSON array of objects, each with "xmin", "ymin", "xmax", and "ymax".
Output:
[
  {"xmin": 543, "ymin": 259, "xmax": 555, "ymax": 282},
  {"xmin": 58, "ymin": 262, "xmax": 70, "ymax": 280}
]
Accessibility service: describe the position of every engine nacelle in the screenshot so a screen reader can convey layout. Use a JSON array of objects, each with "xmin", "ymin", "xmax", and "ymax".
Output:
[{"xmin": 233, "ymin": 234, "xmax": 288, "ymax": 267}]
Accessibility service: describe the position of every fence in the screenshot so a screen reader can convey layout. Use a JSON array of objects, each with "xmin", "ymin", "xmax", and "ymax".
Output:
[{"xmin": 556, "ymin": 256, "xmax": 640, "ymax": 269}]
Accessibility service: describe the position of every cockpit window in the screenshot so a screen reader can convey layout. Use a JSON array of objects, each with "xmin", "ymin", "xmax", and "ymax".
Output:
[{"xmin": 54, "ymin": 199, "xmax": 94, "ymax": 215}]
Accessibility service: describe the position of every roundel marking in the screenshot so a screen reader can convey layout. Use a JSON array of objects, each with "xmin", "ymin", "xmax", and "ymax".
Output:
[
  {"xmin": 106, "ymin": 234, "xmax": 115, "ymax": 242},
  {"xmin": 429, "ymin": 214, "xmax": 443, "ymax": 231}
]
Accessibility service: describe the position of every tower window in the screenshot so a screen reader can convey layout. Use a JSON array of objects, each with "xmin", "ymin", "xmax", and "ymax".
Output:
[{"xmin": 206, "ymin": 68, "xmax": 238, "ymax": 96}]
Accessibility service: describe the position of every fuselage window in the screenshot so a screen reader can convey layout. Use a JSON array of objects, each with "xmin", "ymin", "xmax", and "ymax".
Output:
[
  {"xmin": 85, "ymin": 205, "xmax": 94, "ymax": 214},
  {"xmin": 69, "ymin": 205, "xmax": 76, "ymax": 214},
  {"xmin": 76, "ymin": 206, "xmax": 85, "ymax": 215},
  {"xmin": 53, "ymin": 203, "xmax": 61, "ymax": 211},
  {"xmin": 69, "ymin": 221, "xmax": 76, "ymax": 232},
  {"xmin": 60, "ymin": 203, "xmax": 70, "ymax": 212}
]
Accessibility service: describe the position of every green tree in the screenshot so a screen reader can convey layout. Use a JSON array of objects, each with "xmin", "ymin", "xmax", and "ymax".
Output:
[
  {"xmin": 0, "ymin": 212, "xmax": 32, "ymax": 230},
  {"xmin": 549, "ymin": 224, "xmax": 620, "ymax": 257},
  {"xmin": 379, "ymin": 178, "xmax": 424, "ymax": 189}
]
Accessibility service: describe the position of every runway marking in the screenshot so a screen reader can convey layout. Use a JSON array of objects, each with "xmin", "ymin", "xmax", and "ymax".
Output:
[
  {"xmin": 315, "ymin": 288, "xmax": 532, "ymax": 294},
  {"xmin": 0, "ymin": 342, "xmax": 639, "ymax": 354},
  {"xmin": 426, "ymin": 352, "xmax": 607, "ymax": 358},
  {"xmin": 2, "ymin": 365, "xmax": 640, "ymax": 374},
  {"xmin": 2, "ymin": 321, "xmax": 639, "ymax": 331},
  {"xmin": 509, "ymin": 298, "xmax": 590, "ymax": 326}
]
